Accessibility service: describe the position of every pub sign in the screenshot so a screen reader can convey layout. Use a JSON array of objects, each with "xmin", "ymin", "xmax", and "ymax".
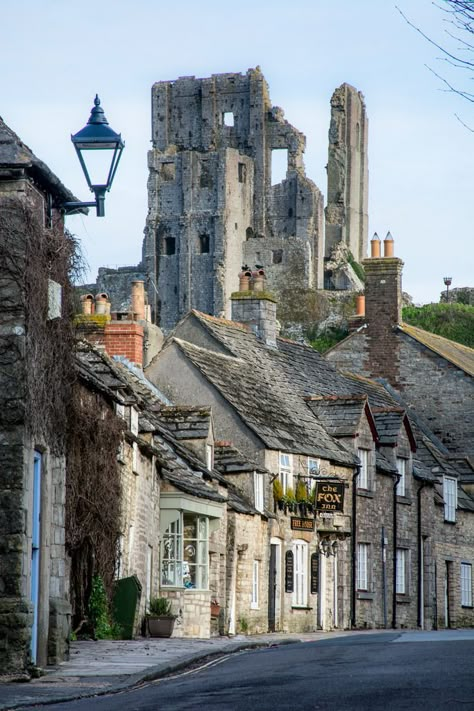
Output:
[
  {"xmin": 290, "ymin": 517, "xmax": 315, "ymax": 532},
  {"xmin": 315, "ymin": 480, "xmax": 345, "ymax": 513}
]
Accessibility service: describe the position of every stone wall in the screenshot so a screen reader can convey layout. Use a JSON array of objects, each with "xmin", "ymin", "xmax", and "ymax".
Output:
[{"xmin": 325, "ymin": 84, "xmax": 369, "ymax": 263}]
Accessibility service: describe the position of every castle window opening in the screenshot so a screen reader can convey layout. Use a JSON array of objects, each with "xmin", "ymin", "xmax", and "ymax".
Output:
[
  {"xmin": 271, "ymin": 148, "xmax": 288, "ymax": 186},
  {"xmin": 272, "ymin": 249, "xmax": 283, "ymax": 265},
  {"xmin": 164, "ymin": 236, "xmax": 176, "ymax": 256},
  {"xmin": 288, "ymin": 207, "xmax": 293, "ymax": 218},
  {"xmin": 223, "ymin": 112, "xmax": 234, "ymax": 127},
  {"xmin": 238, "ymin": 162, "xmax": 246, "ymax": 183},
  {"xmin": 160, "ymin": 162, "xmax": 175, "ymax": 182},
  {"xmin": 246, "ymin": 227, "xmax": 254, "ymax": 240},
  {"xmin": 198, "ymin": 234, "xmax": 210, "ymax": 254}
]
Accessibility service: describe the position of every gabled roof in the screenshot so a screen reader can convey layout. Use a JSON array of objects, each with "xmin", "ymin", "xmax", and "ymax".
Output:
[
  {"xmin": 397, "ymin": 323, "xmax": 474, "ymax": 377},
  {"xmin": 305, "ymin": 394, "xmax": 377, "ymax": 440},
  {"xmin": 171, "ymin": 336, "xmax": 356, "ymax": 466},
  {"xmin": 371, "ymin": 407, "xmax": 415, "ymax": 451},
  {"xmin": 214, "ymin": 441, "xmax": 268, "ymax": 474},
  {"xmin": 0, "ymin": 116, "xmax": 81, "ymax": 208},
  {"xmin": 159, "ymin": 405, "xmax": 212, "ymax": 440}
]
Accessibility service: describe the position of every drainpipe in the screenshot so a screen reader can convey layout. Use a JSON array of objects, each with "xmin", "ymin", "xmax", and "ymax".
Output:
[
  {"xmin": 392, "ymin": 470, "xmax": 401, "ymax": 629},
  {"xmin": 417, "ymin": 481, "xmax": 427, "ymax": 629},
  {"xmin": 351, "ymin": 464, "xmax": 361, "ymax": 629}
]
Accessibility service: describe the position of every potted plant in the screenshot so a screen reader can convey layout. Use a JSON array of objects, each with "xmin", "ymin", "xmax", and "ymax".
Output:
[
  {"xmin": 147, "ymin": 597, "xmax": 176, "ymax": 638},
  {"xmin": 210, "ymin": 598, "xmax": 221, "ymax": 618}
]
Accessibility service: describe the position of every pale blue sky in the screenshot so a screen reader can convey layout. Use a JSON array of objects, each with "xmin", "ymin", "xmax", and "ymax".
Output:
[{"xmin": 1, "ymin": 0, "xmax": 472, "ymax": 304}]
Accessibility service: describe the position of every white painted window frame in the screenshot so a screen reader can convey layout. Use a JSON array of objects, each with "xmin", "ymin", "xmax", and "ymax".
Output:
[
  {"xmin": 396, "ymin": 457, "xmax": 406, "ymax": 497},
  {"xmin": 357, "ymin": 542, "xmax": 369, "ymax": 591},
  {"xmin": 358, "ymin": 449, "xmax": 369, "ymax": 490},
  {"xmin": 293, "ymin": 540, "xmax": 308, "ymax": 607},
  {"xmin": 251, "ymin": 560, "xmax": 259, "ymax": 609},
  {"xmin": 279, "ymin": 453, "xmax": 293, "ymax": 493},
  {"xmin": 396, "ymin": 548, "xmax": 408, "ymax": 594},
  {"xmin": 254, "ymin": 471, "xmax": 264, "ymax": 513},
  {"xmin": 206, "ymin": 443, "xmax": 214, "ymax": 471},
  {"xmin": 461, "ymin": 563, "xmax": 472, "ymax": 607},
  {"xmin": 444, "ymin": 476, "xmax": 457, "ymax": 522}
]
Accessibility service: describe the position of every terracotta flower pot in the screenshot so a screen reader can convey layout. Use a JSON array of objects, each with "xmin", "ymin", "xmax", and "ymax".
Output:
[{"xmin": 210, "ymin": 604, "xmax": 221, "ymax": 618}]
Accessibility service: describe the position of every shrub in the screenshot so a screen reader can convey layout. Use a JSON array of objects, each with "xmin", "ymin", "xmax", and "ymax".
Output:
[
  {"xmin": 295, "ymin": 479, "xmax": 308, "ymax": 502},
  {"xmin": 149, "ymin": 597, "xmax": 174, "ymax": 617},
  {"xmin": 273, "ymin": 478, "xmax": 284, "ymax": 502},
  {"xmin": 402, "ymin": 303, "xmax": 474, "ymax": 348}
]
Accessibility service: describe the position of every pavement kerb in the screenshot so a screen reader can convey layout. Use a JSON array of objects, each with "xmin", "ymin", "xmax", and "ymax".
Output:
[{"xmin": 0, "ymin": 638, "xmax": 302, "ymax": 711}]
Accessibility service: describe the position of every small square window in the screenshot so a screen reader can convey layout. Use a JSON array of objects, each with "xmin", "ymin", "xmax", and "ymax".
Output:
[
  {"xmin": 198, "ymin": 234, "xmax": 210, "ymax": 254},
  {"xmin": 223, "ymin": 112, "xmax": 234, "ymax": 127},
  {"xmin": 272, "ymin": 249, "xmax": 283, "ymax": 265}
]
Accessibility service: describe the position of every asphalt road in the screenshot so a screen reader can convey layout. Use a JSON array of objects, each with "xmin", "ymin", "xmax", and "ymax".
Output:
[{"xmin": 21, "ymin": 632, "xmax": 474, "ymax": 710}]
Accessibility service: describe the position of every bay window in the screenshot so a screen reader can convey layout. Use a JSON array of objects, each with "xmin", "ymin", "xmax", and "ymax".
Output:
[{"xmin": 161, "ymin": 513, "xmax": 209, "ymax": 589}]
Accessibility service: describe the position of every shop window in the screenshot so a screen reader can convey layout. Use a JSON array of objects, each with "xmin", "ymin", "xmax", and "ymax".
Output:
[
  {"xmin": 293, "ymin": 540, "xmax": 308, "ymax": 607},
  {"xmin": 161, "ymin": 513, "xmax": 209, "ymax": 590},
  {"xmin": 198, "ymin": 234, "xmax": 210, "ymax": 254}
]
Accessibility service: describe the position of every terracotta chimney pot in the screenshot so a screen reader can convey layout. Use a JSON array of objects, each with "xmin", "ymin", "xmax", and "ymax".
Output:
[
  {"xmin": 384, "ymin": 231, "xmax": 394, "ymax": 257},
  {"xmin": 95, "ymin": 292, "xmax": 109, "ymax": 315},
  {"xmin": 252, "ymin": 269, "xmax": 266, "ymax": 293},
  {"xmin": 370, "ymin": 233, "xmax": 381, "ymax": 258},
  {"xmin": 239, "ymin": 270, "xmax": 252, "ymax": 292},
  {"xmin": 81, "ymin": 294, "xmax": 95, "ymax": 315},
  {"xmin": 355, "ymin": 294, "xmax": 365, "ymax": 317},
  {"xmin": 131, "ymin": 280, "xmax": 146, "ymax": 320}
]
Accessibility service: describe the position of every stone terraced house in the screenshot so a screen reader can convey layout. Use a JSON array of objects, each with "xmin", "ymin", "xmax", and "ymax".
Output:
[{"xmin": 145, "ymin": 268, "xmax": 474, "ymax": 633}]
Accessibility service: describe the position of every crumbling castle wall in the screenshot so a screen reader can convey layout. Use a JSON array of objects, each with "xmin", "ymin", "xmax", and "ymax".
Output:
[
  {"xmin": 325, "ymin": 83, "xmax": 368, "ymax": 264},
  {"xmin": 143, "ymin": 68, "xmax": 325, "ymax": 331}
]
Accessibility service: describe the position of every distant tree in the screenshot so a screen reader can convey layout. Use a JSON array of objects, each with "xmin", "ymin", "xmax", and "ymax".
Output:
[{"xmin": 398, "ymin": 1, "xmax": 474, "ymax": 128}]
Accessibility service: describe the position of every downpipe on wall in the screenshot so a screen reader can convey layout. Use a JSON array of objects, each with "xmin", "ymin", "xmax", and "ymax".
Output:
[
  {"xmin": 392, "ymin": 470, "xmax": 401, "ymax": 629},
  {"xmin": 351, "ymin": 464, "xmax": 361, "ymax": 629}
]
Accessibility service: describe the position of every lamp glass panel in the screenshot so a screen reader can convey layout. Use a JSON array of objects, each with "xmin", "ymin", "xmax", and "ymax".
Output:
[{"xmin": 78, "ymin": 147, "xmax": 116, "ymax": 188}]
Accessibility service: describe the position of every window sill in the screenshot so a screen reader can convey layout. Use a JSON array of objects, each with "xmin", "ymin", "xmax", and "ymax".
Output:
[
  {"xmin": 250, "ymin": 604, "xmax": 259, "ymax": 610},
  {"xmin": 161, "ymin": 586, "xmax": 210, "ymax": 593},
  {"xmin": 396, "ymin": 595, "xmax": 411, "ymax": 604},
  {"xmin": 461, "ymin": 605, "xmax": 473, "ymax": 609},
  {"xmin": 291, "ymin": 605, "xmax": 312, "ymax": 611},
  {"xmin": 444, "ymin": 519, "xmax": 456, "ymax": 525},
  {"xmin": 357, "ymin": 489, "xmax": 374, "ymax": 498},
  {"xmin": 396, "ymin": 495, "xmax": 412, "ymax": 505},
  {"xmin": 356, "ymin": 592, "xmax": 374, "ymax": 600}
]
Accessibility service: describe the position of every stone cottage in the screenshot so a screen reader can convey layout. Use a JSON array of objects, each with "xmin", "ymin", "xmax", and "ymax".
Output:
[{"xmin": 0, "ymin": 117, "xmax": 81, "ymax": 675}]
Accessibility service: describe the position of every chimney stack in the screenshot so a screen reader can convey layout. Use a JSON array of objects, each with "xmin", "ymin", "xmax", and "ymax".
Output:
[
  {"xmin": 131, "ymin": 280, "xmax": 146, "ymax": 321},
  {"xmin": 231, "ymin": 268, "xmax": 277, "ymax": 347},
  {"xmin": 361, "ymin": 232, "xmax": 403, "ymax": 385},
  {"xmin": 370, "ymin": 232, "xmax": 381, "ymax": 258}
]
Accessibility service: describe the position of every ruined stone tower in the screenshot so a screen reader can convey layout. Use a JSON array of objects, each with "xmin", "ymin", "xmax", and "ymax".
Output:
[
  {"xmin": 325, "ymin": 84, "xmax": 369, "ymax": 264},
  {"xmin": 143, "ymin": 68, "xmax": 324, "ymax": 331}
]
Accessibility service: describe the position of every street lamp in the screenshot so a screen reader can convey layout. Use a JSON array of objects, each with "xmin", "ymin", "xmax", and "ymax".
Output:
[
  {"xmin": 63, "ymin": 95, "xmax": 124, "ymax": 217},
  {"xmin": 443, "ymin": 276, "xmax": 452, "ymax": 303}
]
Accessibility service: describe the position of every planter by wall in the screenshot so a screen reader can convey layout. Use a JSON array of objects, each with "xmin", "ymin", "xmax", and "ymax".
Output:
[{"xmin": 147, "ymin": 615, "xmax": 176, "ymax": 637}]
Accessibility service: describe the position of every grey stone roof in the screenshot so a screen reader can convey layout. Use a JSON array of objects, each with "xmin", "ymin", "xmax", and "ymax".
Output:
[
  {"xmin": 214, "ymin": 441, "xmax": 268, "ymax": 475},
  {"xmin": 172, "ymin": 337, "xmax": 355, "ymax": 466},
  {"xmin": 305, "ymin": 395, "xmax": 369, "ymax": 438},
  {"xmin": 0, "ymin": 116, "xmax": 81, "ymax": 208},
  {"xmin": 371, "ymin": 408, "xmax": 407, "ymax": 446},
  {"xmin": 159, "ymin": 406, "xmax": 211, "ymax": 440}
]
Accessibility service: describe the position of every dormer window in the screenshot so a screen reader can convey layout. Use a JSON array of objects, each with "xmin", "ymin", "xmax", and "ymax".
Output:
[
  {"xmin": 130, "ymin": 407, "xmax": 139, "ymax": 437},
  {"xmin": 279, "ymin": 453, "xmax": 293, "ymax": 493},
  {"xmin": 358, "ymin": 449, "xmax": 369, "ymax": 490}
]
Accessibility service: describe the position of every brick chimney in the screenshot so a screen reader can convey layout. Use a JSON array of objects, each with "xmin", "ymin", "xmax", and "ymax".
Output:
[
  {"xmin": 231, "ymin": 268, "xmax": 277, "ymax": 347},
  {"xmin": 104, "ymin": 319, "xmax": 144, "ymax": 367},
  {"xmin": 361, "ymin": 232, "xmax": 403, "ymax": 385}
]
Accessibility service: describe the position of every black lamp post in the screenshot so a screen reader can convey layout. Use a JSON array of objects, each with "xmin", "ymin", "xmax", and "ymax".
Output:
[
  {"xmin": 443, "ymin": 276, "xmax": 452, "ymax": 303},
  {"xmin": 63, "ymin": 95, "xmax": 124, "ymax": 217}
]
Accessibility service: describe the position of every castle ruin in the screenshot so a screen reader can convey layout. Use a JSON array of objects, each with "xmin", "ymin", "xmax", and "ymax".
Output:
[{"xmin": 86, "ymin": 70, "xmax": 369, "ymax": 332}]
